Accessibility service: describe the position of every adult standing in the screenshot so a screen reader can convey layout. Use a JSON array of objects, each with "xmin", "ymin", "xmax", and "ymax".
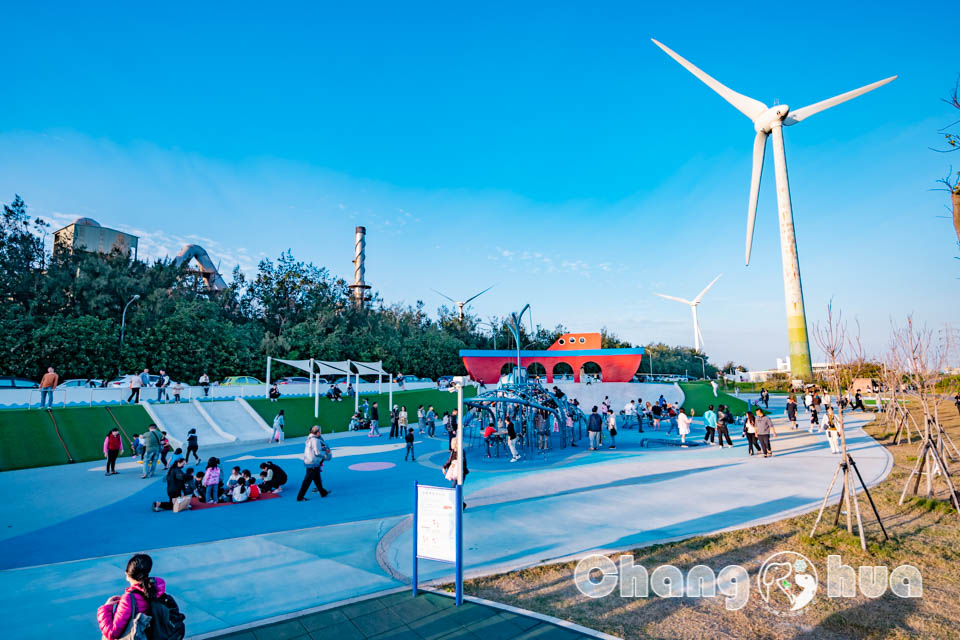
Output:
[
  {"xmin": 39, "ymin": 367, "xmax": 58, "ymax": 409},
  {"xmin": 606, "ymin": 411, "xmax": 617, "ymax": 449},
  {"xmin": 804, "ymin": 390, "xmax": 813, "ymax": 413},
  {"xmin": 676, "ymin": 408, "xmax": 692, "ymax": 447},
  {"xmin": 623, "ymin": 400, "xmax": 636, "ymax": 429},
  {"xmin": 715, "ymin": 404, "xmax": 733, "ymax": 448},
  {"xmin": 199, "ymin": 372, "xmax": 210, "ymax": 397},
  {"xmin": 141, "ymin": 424, "xmax": 163, "ymax": 478},
  {"xmin": 426, "ymin": 405, "xmax": 436, "ymax": 437},
  {"xmin": 156, "ymin": 369, "xmax": 170, "ymax": 403},
  {"xmin": 822, "ymin": 391, "xmax": 832, "ymax": 414},
  {"xmin": 127, "ymin": 374, "xmax": 142, "ymax": 404},
  {"xmin": 505, "ymin": 416, "xmax": 520, "ymax": 462},
  {"xmin": 754, "ymin": 408, "xmax": 777, "ymax": 458},
  {"xmin": 389, "ymin": 405, "xmax": 400, "ymax": 439},
  {"xmin": 824, "ymin": 406, "xmax": 840, "ymax": 454},
  {"xmin": 297, "ymin": 426, "xmax": 330, "ymax": 501},
  {"xmin": 710, "ymin": 379, "xmax": 719, "ymax": 397},
  {"xmin": 371, "ymin": 401, "xmax": 380, "ymax": 433},
  {"xmin": 448, "ymin": 409, "xmax": 459, "ymax": 450},
  {"xmin": 703, "ymin": 404, "xmax": 717, "ymax": 444},
  {"xmin": 271, "ymin": 410, "xmax": 285, "ymax": 443},
  {"xmin": 152, "ymin": 458, "xmax": 188, "ymax": 511},
  {"xmin": 139, "ymin": 368, "xmax": 151, "ymax": 393},
  {"xmin": 103, "ymin": 427, "xmax": 124, "ymax": 475},
  {"xmin": 587, "ymin": 406, "xmax": 602, "ymax": 451},
  {"xmin": 743, "ymin": 411, "xmax": 759, "ymax": 455},
  {"xmin": 417, "ymin": 404, "xmax": 425, "ymax": 434},
  {"xmin": 442, "ymin": 438, "xmax": 469, "ymax": 510},
  {"xmin": 786, "ymin": 394, "xmax": 798, "ymax": 429}
]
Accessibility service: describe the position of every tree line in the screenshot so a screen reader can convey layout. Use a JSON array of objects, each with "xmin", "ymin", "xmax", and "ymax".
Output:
[{"xmin": 1, "ymin": 195, "xmax": 724, "ymax": 383}]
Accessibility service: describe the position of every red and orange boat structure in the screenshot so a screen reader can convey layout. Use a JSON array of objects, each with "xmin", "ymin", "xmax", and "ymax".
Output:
[{"xmin": 460, "ymin": 332, "xmax": 644, "ymax": 384}]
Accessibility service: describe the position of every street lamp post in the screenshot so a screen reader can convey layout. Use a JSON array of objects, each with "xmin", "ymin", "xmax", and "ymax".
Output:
[
  {"xmin": 119, "ymin": 294, "xmax": 140, "ymax": 374},
  {"xmin": 694, "ymin": 356, "xmax": 706, "ymax": 380}
]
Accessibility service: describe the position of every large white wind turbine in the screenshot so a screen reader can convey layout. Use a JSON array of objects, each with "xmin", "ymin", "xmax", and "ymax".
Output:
[
  {"xmin": 431, "ymin": 285, "xmax": 494, "ymax": 321},
  {"xmin": 655, "ymin": 274, "xmax": 722, "ymax": 352},
  {"xmin": 652, "ymin": 39, "xmax": 895, "ymax": 379}
]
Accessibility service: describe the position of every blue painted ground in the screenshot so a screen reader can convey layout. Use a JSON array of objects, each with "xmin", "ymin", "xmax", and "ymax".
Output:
[{"xmin": 0, "ymin": 395, "xmax": 893, "ymax": 639}]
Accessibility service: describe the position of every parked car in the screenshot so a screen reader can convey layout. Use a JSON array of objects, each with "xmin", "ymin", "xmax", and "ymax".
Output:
[
  {"xmin": 437, "ymin": 375, "xmax": 453, "ymax": 388},
  {"xmin": 276, "ymin": 376, "xmax": 310, "ymax": 385},
  {"xmin": 222, "ymin": 376, "xmax": 263, "ymax": 386},
  {"xmin": 0, "ymin": 376, "xmax": 39, "ymax": 389},
  {"xmin": 107, "ymin": 374, "xmax": 179, "ymax": 388},
  {"xmin": 59, "ymin": 378, "xmax": 105, "ymax": 388}
]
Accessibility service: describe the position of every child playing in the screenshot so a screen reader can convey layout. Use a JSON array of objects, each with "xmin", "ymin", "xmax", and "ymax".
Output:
[
  {"xmin": 169, "ymin": 448, "xmax": 184, "ymax": 466},
  {"xmin": 182, "ymin": 468, "xmax": 197, "ymax": 497},
  {"xmin": 172, "ymin": 382, "xmax": 183, "ymax": 403},
  {"xmin": 186, "ymin": 428, "xmax": 200, "ymax": 464},
  {"xmin": 203, "ymin": 457, "xmax": 221, "ymax": 504},
  {"xmin": 404, "ymin": 427, "xmax": 416, "ymax": 461},
  {"xmin": 192, "ymin": 472, "xmax": 206, "ymax": 500},
  {"xmin": 226, "ymin": 466, "xmax": 242, "ymax": 490},
  {"xmin": 809, "ymin": 407, "xmax": 820, "ymax": 433},
  {"xmin": 131, "ymin": 433, "xmax": 144, "ymax": 461},
  {"xmin": 247, "ymin": 477, "xmax": 261, "ymax": 500},
  {"xmin": 368, "ymin": 414, "xmax": 381, "ymax": 437}
]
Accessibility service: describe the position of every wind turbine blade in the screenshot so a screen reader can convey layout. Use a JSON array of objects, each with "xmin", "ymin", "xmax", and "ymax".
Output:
[
  {"xmin": 784, "ymin": 76, "xmax": 897, "ymax": 125},
  {"xmin": 430, "ymin": 288, "xmax": 456, "ymax": 303},
  {"xmin": 655, "ymin": 293, "xmax": 693, "ymax": 305},
  {"xmin": 651, "ymin": 39, "xmax": 768, "ymax": 120},
  {"xmin": 463, "ymin": 285, "xmax": 494, "ymax": 305},
  {"xmin": 693, "ymin": 273, "xmax": 723, "ymax": 304},
  {"xmin": 745, "ymin": 131, "xmax": 767, "ymax": 266}
]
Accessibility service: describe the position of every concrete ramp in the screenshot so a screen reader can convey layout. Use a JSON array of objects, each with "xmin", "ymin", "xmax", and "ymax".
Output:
[
  {"xmin": 149, "ymin": 402, "xmax": 234, "ymax": 447},
  {"xmin": 202, "ymin": 400, "xmax": 272, "ymax": 443},
  {"xmin": 552, "ymin": 382, "xmax": 683, "ymax": 412}
]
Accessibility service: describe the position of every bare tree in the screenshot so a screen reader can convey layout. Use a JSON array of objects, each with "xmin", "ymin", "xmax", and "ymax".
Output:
[
  {"xmin": 932, "ymin": 77, "xmax": 960, "ymax": 245},
  {"xmin": 810, "ymin": 302, "xmax": 888, "ymax": 550},
  {"xmin": 891, "ymin": 316, "xmax": 960, "ymax": 514}
]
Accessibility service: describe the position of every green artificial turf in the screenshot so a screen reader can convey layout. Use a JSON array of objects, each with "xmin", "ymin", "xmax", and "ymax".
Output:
[
  {"xmin": 679, "ymin": 382, "xmax": 749, "ymax": 417},
  {"xmin": 247, "ymin": 387, "xmax": 477, "ymax": 438},
  {"xmin": 0, "ymin": 405, "xmax": 155, "ymax": 470},
  {"xmin": 0, "ymin": 409, "xmax": 71, "ymax": 470}
]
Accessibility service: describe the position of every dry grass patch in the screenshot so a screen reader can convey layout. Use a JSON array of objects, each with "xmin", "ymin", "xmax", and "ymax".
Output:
[{"xmin": 460, "ymin": 405, "xmax": 960, "ymax": 639}]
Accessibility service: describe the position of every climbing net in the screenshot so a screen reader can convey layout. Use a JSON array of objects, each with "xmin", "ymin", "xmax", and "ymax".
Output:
[{"xmin": 463, "ymin": 377, "xmax": 587, "ymax": 459}]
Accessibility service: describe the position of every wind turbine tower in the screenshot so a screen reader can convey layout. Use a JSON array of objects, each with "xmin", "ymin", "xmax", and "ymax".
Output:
[
  {"xmin": 652, "ymin": 39, "xmax": 895, "ymax": 379},
  {"xmin": 655, "ymin": 274, "xmax": 722, "ymax": 352},
  {"xmin": 432, "ymin": 286, "xmax": 495, "ymax": 321}
]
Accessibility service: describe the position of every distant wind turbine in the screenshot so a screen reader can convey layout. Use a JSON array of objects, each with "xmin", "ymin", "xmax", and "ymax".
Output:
[
  {"xmin": 655, "ymin": 274, "xmax": 722, "ymax": 352},
  {"xmin": 651, "ymin": 39, "xmax": 895, "ymax": 379},
  {"xmin": 432, "ymin": 285, "xmax": 494, "ymax": 321}
]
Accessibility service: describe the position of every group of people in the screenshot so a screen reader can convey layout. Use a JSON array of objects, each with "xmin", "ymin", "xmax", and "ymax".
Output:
[
  {"xmin": 124, "ymin": 369, "xmax": 218, "ymax": 404},
  {"xmin": 151, "ymin": 456, "xmax": 288, "ymax": 512}
]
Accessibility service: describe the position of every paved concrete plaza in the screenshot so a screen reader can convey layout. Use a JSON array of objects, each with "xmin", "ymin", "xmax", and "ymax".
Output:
[{"xmin": 0, "ymin": 395, "xmax": 891, "ymax": 638}]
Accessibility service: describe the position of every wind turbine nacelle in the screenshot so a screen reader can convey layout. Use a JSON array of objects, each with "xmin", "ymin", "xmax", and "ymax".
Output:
[{"xmin": 753, "ymin": 105, "xmax": 790, "ymax": 133}]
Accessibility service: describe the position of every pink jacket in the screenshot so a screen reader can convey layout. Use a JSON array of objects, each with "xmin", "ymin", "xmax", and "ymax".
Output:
[
  {"xmin": 97, "ymin": 578, "xmax": 166, "ymax": 639},
  {"xmin": 203, "ymin": 467, "xmax": 221, "ymax": 486}
]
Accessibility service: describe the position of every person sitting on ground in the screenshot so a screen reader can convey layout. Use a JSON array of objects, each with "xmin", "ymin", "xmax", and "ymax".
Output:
[
  {"xmin": 269, "ymin": 383, "xmax": 281, "ymax": 402},
  {"xmin": 232, "ymin": 477, "xmax": 249, "ymax": 503},
  {"xmin": 226, "ymin": 466, "xmax": 242, "ymax": 490},
  {"xmin": 248, "ymin": 476, "xmax": 261, "ymax": 500},
  {"xmin": 182, "ymin": 467, "xmax": 197, "ymax": 498},
  {"xmin": 97, "ymin": 553, "xmax": 173, "ymax": 640},
  {"xmin": 332, "ymin": 385, "xmax": 343, "ymax": 401},
  {"xmin": 152, "ymin": 458, "xmax": 188, "ymax": 512},
  {"xmin": 259, "ymin": 461, "xmax": 287, "ymax": 492},
  {"xmin": 349, "ymin": 412, "xmax": 362, "ymax": 431}
]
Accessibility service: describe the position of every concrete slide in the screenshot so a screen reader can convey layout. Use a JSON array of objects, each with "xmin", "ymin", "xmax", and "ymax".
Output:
[
  {"xmin": 149, "ymin": 402, "xmax": 234, "ymax": 447},
  {"xmin": 202, "ymin": 400, "xmax": 272, "ymax": 443}
]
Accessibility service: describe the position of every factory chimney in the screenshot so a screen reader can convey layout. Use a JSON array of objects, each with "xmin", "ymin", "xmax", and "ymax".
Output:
[{"xmin": 348, "ymin": 226, "xmax": 371, "ymax": 308}]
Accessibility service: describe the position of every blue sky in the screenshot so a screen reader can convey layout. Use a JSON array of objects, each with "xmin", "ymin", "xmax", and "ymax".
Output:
[{"xmin": 2, "ymin": 1, "xmax": 957, "ymax": 369}]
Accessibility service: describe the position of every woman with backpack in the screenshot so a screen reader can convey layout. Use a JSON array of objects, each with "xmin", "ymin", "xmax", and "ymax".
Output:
[
  {"xmin": 103, "ymin": 428, "xmax": 124, "ymax": 476},
  {"xmin": 97, "ymin": 553, "xmax": 183, "ymax": 638}
]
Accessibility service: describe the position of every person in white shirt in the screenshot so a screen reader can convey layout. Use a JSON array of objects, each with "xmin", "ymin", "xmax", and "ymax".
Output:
[
  {"xmin": 232, "ymin": 477, "xmax": 249, "ymax": 503},
  {"xmin": 804, "ymin": 392, "xmax": 813, "ymax": 413},
  {"xmin": 677, "ymin": 408, "xmax": 692, "ymax": 447},
  {"xmin": 710, "ymin": 380, "xmax": 719, "ymax": 397},
  {"xmin": 623, "ymin": 400, "xmax": 636, "ymax": 429},
  {"xmin": 822, "ymin": 392, "xmax": 832, "ymax": 411}
]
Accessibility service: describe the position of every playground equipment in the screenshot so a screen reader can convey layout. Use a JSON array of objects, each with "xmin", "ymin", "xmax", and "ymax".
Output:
[{"xmin": 173, "ymin": 244, "xmax": 227, "ymax": 290}]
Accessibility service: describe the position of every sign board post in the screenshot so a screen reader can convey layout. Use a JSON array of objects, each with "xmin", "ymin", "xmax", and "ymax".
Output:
[{"xmin": 412, "ymin": 482, "xmax": 461, "ymax": 601}]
